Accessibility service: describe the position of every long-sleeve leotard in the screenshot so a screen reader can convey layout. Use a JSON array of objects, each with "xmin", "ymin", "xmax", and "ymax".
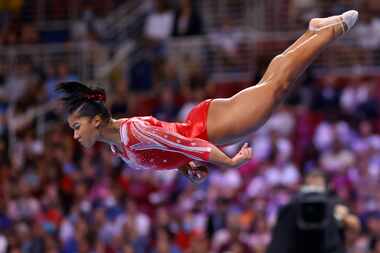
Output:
[{"xmin": 111, "ymin": 116, "xmax": 213, "ymax": 170}]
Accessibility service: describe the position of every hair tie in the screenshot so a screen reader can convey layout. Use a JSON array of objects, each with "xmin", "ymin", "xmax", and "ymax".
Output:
[{"xmin": 86, "ymin": 90, "xmax": 106, "ymax": 103}]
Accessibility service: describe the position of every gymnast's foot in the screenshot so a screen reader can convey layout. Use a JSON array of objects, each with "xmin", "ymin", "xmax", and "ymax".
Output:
[{"xmin": 309, "ymin": 10, "xmax": 359, "ymax": 35}]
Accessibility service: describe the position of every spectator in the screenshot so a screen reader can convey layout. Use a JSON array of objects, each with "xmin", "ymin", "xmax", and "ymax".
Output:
[
  {"xmin": 144, "ymin": 0, "xmax": 174, "ymax": 41},
  {"xmin": 172, "ymin": 0, "xmax": 204, "ymax": 37}
]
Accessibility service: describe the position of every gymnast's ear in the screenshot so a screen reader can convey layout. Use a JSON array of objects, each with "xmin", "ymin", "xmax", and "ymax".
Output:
[{"xmin": 93, "ymin": 115, "xmax": 103, "ymax": 128}]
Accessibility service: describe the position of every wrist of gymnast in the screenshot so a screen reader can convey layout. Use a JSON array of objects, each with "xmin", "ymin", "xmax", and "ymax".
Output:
[{"xmin": 207, "ymin": 156, "xmax": 235, "ymax": 167}]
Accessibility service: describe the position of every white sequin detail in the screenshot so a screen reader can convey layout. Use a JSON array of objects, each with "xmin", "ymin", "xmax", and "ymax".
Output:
[{"xmin": 163, "ymin": 160, "xmax": 167, "ymax": 163}]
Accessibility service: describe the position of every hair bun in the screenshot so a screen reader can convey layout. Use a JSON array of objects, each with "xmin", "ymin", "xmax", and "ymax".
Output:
[{"xmin": 86, "ymin": 89, "xmax": 106, "ymax": 103}]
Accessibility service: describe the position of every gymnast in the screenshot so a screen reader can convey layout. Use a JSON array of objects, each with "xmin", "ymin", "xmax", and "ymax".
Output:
[{"xmin": 57, "ymin": 10, "xmax": 358, "ymax": 183}]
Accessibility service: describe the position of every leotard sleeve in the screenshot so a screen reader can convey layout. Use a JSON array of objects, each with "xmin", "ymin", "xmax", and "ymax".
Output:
[{"xmin": 129, "ymin": 119, "xmax": 212, "ymax": 162}]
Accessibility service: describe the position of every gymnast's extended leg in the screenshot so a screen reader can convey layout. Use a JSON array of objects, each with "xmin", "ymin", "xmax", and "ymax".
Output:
[{"xmin": 206, "ymin": 10, "xmax": 358, "ymax": 146}]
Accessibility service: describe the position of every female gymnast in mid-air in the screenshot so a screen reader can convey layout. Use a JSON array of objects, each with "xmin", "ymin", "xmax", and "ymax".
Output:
[{"xmin": 57, "ymin": 10, "xmax": 358, "ymax": 183}]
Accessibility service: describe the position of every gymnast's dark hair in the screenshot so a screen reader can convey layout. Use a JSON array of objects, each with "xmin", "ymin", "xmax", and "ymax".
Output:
[{"xmin": 56, "ymin": 81, "xmax": 111, "ymax": 121}]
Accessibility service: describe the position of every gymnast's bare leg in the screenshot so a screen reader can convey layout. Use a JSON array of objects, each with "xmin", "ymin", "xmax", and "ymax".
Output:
[{"xmin": 206, "ymin": 10, "xmax": 359, "ymax": 146}]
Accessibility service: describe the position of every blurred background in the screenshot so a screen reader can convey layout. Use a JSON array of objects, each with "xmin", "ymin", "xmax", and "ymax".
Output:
[{"xmin": 0, "ymin": 0, "xmax": 380, "ymax": 252}]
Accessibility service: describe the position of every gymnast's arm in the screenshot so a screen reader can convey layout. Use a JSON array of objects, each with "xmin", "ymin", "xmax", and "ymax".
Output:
[
  {"xmin": 208, "ymin": 142, "xmax": 252, "ymax": 167},
  {"xmin": 136, "ymin": 122, "xmax": 252, "ymax": 167}
]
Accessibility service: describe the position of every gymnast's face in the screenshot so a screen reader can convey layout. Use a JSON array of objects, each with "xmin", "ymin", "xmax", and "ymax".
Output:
[{"xmin": 67, "ymin": 112, "xmax": 101, "ymax": 148}]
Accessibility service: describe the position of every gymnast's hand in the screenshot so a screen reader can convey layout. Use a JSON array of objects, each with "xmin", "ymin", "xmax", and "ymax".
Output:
[
  {"xmin": 178, "ymin": 161, "xmax": 209, "ymax": 184},
  {"xmin": 231, "ymin": 143, "xmax": 252, "ymax": 167}
]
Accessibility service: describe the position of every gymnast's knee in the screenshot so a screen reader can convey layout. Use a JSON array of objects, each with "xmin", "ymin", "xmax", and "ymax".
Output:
[{"xmin": 265, "ymin": 55, "xmax": 292, "ymax": 82}]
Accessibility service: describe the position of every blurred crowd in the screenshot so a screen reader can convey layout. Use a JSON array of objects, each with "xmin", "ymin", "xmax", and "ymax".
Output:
[{"xmin": 1, "ymin": 0, "xmax": 380, "ymax": 253}]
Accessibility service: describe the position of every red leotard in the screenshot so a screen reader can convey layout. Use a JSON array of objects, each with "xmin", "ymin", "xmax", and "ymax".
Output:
[{"xmin": 110, "ymin": 99, "xmax": 213, "ymax": 170}]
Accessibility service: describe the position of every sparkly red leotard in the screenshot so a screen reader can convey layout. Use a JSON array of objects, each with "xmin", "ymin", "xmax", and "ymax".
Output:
[{"xmin": 111, "ymin": 99, "xmax": 213, "ymax": 170}]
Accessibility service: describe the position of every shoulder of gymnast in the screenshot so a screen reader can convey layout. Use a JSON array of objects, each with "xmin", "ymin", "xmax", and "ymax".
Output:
[{"xmin": 111, "ymin": 115, "xmax": 159, "ymax": 125}]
